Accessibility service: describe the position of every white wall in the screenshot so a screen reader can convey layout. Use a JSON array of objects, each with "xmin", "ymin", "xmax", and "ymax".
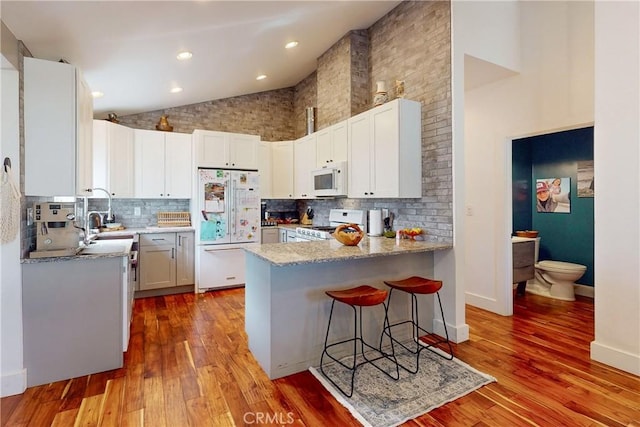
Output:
[
  {"xmin": 453, "ymin": 0, "xmax": 640, "ymax": 376},
  {"xmin": 591, "ymin": 1, "xmax": 640, "ymax": 375},
  {"xmin": 1, "ymin": 64, "xmax": 26, "ymax": 396},
  {"xmin": 452, "ymin": 1, "xmax": 594, "ymax": 316}
]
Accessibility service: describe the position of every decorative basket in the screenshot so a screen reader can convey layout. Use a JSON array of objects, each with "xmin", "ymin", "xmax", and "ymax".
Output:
[
  {"xmin": 157, "ymin": 212, "xmax": 191, "ymax": 227},
  {"xmin": 333, "ymin": 223, "xmax": 364, "ymax": 246},
  {"xmin": 515, "ymin": 230, "xmax": 539, "ymax": 238}
]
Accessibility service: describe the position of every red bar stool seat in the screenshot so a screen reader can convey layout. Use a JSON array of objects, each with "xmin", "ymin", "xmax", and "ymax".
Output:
[
  {"xmin": 320, "ymin": 285, "xmax": 399, "ymax": 397},
  {"xmin": 381, "ymin": 276, "xmax": 454, "ymax": 374}
]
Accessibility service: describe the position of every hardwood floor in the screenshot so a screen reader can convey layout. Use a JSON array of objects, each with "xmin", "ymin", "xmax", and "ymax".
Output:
[{"xmin": 2, "ymin": 288, "xmax": 639, "ymax": 426}]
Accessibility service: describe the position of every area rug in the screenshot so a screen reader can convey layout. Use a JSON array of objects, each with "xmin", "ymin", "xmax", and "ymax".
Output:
[{"xmin": 309, "ymin": 344, "xmax": 496, "ymax": 427}]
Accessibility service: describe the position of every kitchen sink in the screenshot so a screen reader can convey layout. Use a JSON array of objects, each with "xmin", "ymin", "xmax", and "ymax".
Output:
[
  {"xmin": 94, "ymin": 234, "xmax": 134, "ymax": 240},
  {"xmin": 78, "ymin": 243, "xmax": 128, "ymax": 255}
]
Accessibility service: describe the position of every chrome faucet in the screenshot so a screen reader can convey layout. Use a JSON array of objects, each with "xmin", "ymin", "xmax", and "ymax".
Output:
[{"xmin": 90, "ymin": 187, "xmax": 114, "ymax": 222}]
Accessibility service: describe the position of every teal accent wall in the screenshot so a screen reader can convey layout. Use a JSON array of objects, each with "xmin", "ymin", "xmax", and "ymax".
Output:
[{"xmin": 512, "ymin": 127, "xmax": 594, "ymax": 286}]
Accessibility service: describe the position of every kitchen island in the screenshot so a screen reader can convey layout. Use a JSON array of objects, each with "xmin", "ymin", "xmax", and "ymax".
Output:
[{"xmin": 244, "ymin": 236, "xmax": 452, "ymax": 379}]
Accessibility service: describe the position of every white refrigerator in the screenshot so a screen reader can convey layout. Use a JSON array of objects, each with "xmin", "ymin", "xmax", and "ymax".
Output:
[{"xmin": 194, "ymin": 168, "xmax": 260, "ymax": 292}]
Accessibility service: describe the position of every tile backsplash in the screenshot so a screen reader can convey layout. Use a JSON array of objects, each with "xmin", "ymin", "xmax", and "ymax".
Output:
[{"xmin": 87, "ymin": 199, "xmax": 191, "ymax": 228}]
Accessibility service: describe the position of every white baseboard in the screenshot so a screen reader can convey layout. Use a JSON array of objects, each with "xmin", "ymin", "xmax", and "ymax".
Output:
[
  {"xmin": 591, "ymin": 341, "xmax": 640, "ymax": 376},
  {"xmin": 1, "ymin": 369, "xmax": 27, "ymax": 397},
  {"xmin": 434, "ymin": 318, "xmax": 469, "ymax": 344},
  {"xmin": 574, "ymin": 283, "xmax": 594, "ymax": 298}
]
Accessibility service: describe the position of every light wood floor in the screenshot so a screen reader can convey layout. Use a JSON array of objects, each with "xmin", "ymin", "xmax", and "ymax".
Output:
[{"xmin": 2, "ymin": 288, "xmax": 639, "ymax": 426}]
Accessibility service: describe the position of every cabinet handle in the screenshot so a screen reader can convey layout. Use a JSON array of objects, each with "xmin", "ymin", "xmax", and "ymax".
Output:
[
  {"xmin": 171, "ymin": 248, "xmax": 175, "ymax": 259},
  {"xmin": 364, "ymin": 192, "xmax": 369, "ymax": 195},
  {"xmin": 152, "ymin": 238, "xmax": 165, "ymax": 241},
  {"xmin": 160, "ymin": 193, "xmax": 164, "ymax": 196},
  {"xmin": 178, "ymin": 235, "xmax": 182, "ymax": 246}
]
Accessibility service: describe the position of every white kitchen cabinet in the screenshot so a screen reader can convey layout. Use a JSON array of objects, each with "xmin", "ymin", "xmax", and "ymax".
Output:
[
  {"xmin": 316, "ymin": 121, "xmax": 348, "ymax": 167},
  {"xmin": 261, "ymin": 227, "xmax": 279, "ymax": 244},
  {"xmin": 197, "ymin": 247, "xmax": 246, "ymax": 289},
  {"xmin": 258, "ymin": 141, "xmax": 273, "ymax": 198},
  {"xmin": 139, "ymin": 232, "xmax": 194, "ymax": 290},
  {"xmin": 24, "ymin": 57, "xmax": 93, "ymax": 196},
  {"xmin": 347, "ymin": 98, "xmax": 422, "ymax": 198},
  {"xmin": 23, "ymin": 257, "xmax": 123, "ymax": 387},
  {"xmin": 294, "ymin": 134, "xmax": 317, "ymax": 199},
  {"xmin": 176, "ymin": 232, "xmax": 195, "ymax": 286},
  {"xmin": 134, "ymin": 129, "xmax": 192, "ymax": 198},
  {"xmin": 92, "ymin": 120, "xmax": 134, "ymax": 198},
  {"xmin": 193, "ymin": 129, "xmax": 259, "ymax": 170},
  {"xmin": 139, "ymin": 235, "xmax": 176, "ymax": 290},
  {"xmin": 271, "ymin": 141, "xmax": 294, "ymax": 199}
]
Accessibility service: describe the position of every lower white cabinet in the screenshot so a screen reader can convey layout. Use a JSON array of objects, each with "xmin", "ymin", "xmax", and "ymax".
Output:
[
  {"xmin": 176, "ymin": 232, "xmax": 195, "ymax": 286},
  {"xmin": 139, "ymin": 232, "xmax": 194, "ymax": 291},
  {"xmin": 261, "ymin": 227, "xmax": 279, "ymax": 244},
  {"xmin": 22, "ymin": 257, "xmax": 123, "ymax": 387},
  {"xmin": 197, "ymin": 246, "xmax": 246, "ymax": 290}
]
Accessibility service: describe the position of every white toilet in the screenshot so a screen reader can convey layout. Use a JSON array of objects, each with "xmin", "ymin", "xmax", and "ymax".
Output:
[{"xmin": 525, "ymin": 237, "xmax": 587, "ymax": 301}]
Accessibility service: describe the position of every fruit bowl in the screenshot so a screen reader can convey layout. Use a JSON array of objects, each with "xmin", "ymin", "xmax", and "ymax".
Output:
[
  {"xmin": 401, "ymin": 227, "xmax": 423, "ymax": 240},
  {"xmin": 333, "ymin": 224, "xmax": 364, "ymax": 246}
]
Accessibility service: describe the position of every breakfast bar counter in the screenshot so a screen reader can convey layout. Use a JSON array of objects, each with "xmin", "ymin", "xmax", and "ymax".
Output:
[{"xmin": 243, "ymin": 237, "xmax": 452, "ymax": 379}]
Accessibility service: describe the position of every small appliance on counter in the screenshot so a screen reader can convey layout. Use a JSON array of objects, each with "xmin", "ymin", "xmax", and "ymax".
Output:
[
  {"xmin": 30, "ymin": 202, "xmax": 80, "ymax": 258},
  {"xmin": 368, "ymin": 209, "xmax": 383, "ymax": 236}
]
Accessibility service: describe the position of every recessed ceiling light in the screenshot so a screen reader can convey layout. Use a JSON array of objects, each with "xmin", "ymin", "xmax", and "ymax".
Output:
[
  {"xmin": 176, "ymin": 51, "xmax": 193, "ymax": 60},
  {"xmin": 171, "ymin": 87, "xmax": 183, "ymax": 93},
  {"xmin": 256, "ymin": 74, "xmax": 267, "ymax": 81},
  {"xmin": 91, "ymin": 91, "xmax": 104, "ymax": 98},
  {"xmin": 285, "ymin": 41, "xmax": 299, "ymax": 49}
]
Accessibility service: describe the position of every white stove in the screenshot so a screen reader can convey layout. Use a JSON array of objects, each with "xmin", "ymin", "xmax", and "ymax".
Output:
[{"xmin": 295, "ymin": 209, "xmax": 366, "ymax": 242}]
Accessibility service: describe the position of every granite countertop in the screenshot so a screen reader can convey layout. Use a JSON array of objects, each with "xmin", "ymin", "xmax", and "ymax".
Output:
[
  {"xmin": 22, "ymin": 227, "xmax": 195, "ymax": 264},
  {"xmin": 244, "ymin": 236, "xmax": 452, "ymax": 266},
  {"xmin": 91, "ymin": 226, "xmax": 195, "ymax": 237}
]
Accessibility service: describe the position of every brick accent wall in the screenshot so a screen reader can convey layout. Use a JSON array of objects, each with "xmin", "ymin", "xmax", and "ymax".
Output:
[
  {"xmin": 118, "ymin": 88, "xmax": 296, "ymax": 142},
  {"xmin": 115, "ymin": 0, "xmax": 453, "ymax": 242},
  {"xmin": 349, "ymin": 30, "xmax": 370, "ymax": 117},
  {"xmin": 316, "ymin": 32, "xmax": 353, "ymax": 128},
  {"xmin": 368, "ymin": 0, "xmax": 452, "ymax": 240},
  {"xmin": 293, "ymin": 71, "xmax": 317, "ymax": 139}
]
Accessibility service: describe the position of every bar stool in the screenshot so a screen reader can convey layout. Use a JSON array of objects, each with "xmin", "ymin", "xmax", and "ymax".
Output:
[
  {"xmin": 320, "ymin": 285, "xmax": 399, "ymax": 397},
  {"xmin": 380, "ymin": 276, "xmax": 454, "ymax": 374}
]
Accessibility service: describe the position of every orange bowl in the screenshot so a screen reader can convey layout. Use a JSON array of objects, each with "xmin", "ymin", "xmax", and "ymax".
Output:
[
  {"xmin": 515, "ymin": 230, "xmax": 538, "ymax": 238},
  {"xmin": 333, "ymin": 224, "xmax": 364, "ymax": 246}
]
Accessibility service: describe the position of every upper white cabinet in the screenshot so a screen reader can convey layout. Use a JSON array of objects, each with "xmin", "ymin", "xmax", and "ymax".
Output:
[
  {"xmin": 24, "ymin": 57, "xmax": 93, "ymax": 196},
  {"xmin": 134, "ymin": 129, "xmax": 192, "ymax": 198},
  {"xmin": 270, "ymin": 141, "xmax": 294, "ymax": 199},
  {"xmin": 315, "ymin": 121, "xmax": 347, "ymax": 167},
  {"xmin": 92, "ymin": 120, "xmax": 134, "ymax": 198},
  {"xmin": 347, "ymin": 98, "xmax": 422, "ymax": 198},
  {"xmin": 294, "ymin": 134, "xmax": 317, "ymax": 199},
  {"xmin": 258, "ymin": 141, "xmax": 273, "ymax": 198},
  {"xmin": 193, "ymin": 130, "xmax": 259, "ymax": 170}
]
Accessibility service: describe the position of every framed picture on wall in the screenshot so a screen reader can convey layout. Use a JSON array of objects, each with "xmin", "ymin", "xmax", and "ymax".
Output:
[
  {"xmin": 577, "ymin": 160, "xmax": 594, "ymax": 198},
  {"xmin": 536, "ymin": 177, "xmax": 571, "ymax": 213}
]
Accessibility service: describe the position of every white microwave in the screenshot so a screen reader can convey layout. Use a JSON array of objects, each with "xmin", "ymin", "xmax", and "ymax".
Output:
[{"xmin": 312, "ymin": 162, "xmax": 347, "ymax": 197}]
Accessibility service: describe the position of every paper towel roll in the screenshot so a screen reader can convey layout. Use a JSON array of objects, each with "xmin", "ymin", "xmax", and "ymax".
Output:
[{"xmin": 368, "ymin": 209, "xmax": 383, "ymax": 236}]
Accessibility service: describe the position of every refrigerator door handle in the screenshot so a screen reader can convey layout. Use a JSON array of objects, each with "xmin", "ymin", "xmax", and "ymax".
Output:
[{"xmin": 230, "ymin": 177, "xmax": 235, "ymax": 237}]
